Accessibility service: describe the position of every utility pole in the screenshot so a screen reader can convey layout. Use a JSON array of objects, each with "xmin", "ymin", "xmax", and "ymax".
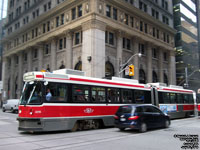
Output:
[{"xmin": 184, "ymin": 67, "xmax": 188, "ymax": 88}]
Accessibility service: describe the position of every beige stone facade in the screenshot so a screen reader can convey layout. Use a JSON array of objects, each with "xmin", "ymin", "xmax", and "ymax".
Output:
[{"xmin": 2, "ymin": 0, "xmax": 176, "ymax": 99}]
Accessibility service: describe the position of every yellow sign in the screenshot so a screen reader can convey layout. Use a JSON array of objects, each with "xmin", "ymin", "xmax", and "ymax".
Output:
[{"xmin": 129, "ymin": 65, "xmax": 134, "ymax": 76}]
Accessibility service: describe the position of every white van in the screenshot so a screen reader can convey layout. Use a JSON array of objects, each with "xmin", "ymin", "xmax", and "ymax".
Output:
[{"xmin": 2, "ymin": 99, "xmax": 19, "ymax": 113}]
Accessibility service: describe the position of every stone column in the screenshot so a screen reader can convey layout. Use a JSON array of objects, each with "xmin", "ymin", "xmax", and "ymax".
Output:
[
  {"xmin": 146, "ymin": 43, "xmax": 152, "ymax": 83},
  {"xmin": 116, "ymin": 30, "xmax": 123, "ymax": 77},
  {"xmin": 10, "ymin": 55, "xmax": 15, "ymax": 98},
  {"xmin": 2, "ymin": 57, "xmax": 9, "ymax": 100},
  {"xmin": 38, "ymin": 44, "xmax": 43, "ymax": 70},
  {"xmin": 65, "ymin": 30, "xmax": 73, "ymax": 69},
  {"xmin": 51, "ymin": 38, "xmax": 57, "ymax": 71},
  {"xmin": 133, "ymin": 38, "xmax": 139, "ymax": 80},
  {"xmin": 27, "ymin": 48, "xmax": 32, "ymax": 71},
  {"xmin": 158, "ymin": 47, "xmax": 164, "ymax": 83},
  {"xmin": 17, "ymin": 51, "xmax": 23, "ymax": 98},
  {"xmin": 82, "ymin": 19, "xmax": 106, "ymax": 78},
  {"xmin": 168, "ymin": 50, "xmax": 176, "ymax": 85}
]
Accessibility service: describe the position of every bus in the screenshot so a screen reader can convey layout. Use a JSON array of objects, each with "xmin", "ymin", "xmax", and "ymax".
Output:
[{"xmin": 17, "ymin": 69, "xmax": 196, "ymax": 132}]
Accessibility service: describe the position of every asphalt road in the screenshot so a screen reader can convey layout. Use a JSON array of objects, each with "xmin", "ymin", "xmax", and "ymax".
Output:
[{"xmin": 0, "ymin": 109, "xmax": 199, "ymax": 150}]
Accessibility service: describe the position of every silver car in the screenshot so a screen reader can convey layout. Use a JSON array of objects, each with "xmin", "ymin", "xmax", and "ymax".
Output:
[{"xmin": 2, "ymin": 99, "xmax": 19, "ymax": 113}]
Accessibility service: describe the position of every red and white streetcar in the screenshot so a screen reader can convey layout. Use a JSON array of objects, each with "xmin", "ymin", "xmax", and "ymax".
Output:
[{"xmin": 17, "ymin": 69, "xmax": 196, "ymax": 132}]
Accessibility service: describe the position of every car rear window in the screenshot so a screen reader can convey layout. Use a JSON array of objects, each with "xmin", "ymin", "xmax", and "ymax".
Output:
[{"xmin": 117, "ymin": 106, "xmax": 133, "ymax": 113}]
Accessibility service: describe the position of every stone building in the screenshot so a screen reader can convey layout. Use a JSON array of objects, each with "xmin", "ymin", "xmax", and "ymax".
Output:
[{"xmin": 2, "ymin": 0, "xmax": 176, "ymax": 99}]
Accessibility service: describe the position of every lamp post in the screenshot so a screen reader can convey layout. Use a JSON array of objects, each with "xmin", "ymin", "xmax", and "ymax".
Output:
[{"xmin": 119, "ymin": 53, "xmax": 142, "ymax": 77}]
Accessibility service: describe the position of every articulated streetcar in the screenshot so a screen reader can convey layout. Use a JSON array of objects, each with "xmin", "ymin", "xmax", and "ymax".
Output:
[{"xmin": 17, "ymin": 69, "xmax": 196, "ymax": 132}]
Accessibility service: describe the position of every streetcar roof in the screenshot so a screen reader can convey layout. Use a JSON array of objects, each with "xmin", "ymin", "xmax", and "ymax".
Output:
[{"xmin": 23, "ymin": 71, "xmax": 151, "ymax": 90}]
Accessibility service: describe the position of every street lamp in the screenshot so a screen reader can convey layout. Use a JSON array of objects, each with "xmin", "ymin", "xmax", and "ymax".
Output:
[
  {"xmin": 119, "ymin": 53, "xmax": 142, "ymax": 77},
  {"xmin": 178, "ymin": 67, "xmax": 200, "ymax": 87}
]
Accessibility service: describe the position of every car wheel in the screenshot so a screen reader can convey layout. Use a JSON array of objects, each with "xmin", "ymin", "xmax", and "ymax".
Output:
[
  {"xmin": 2, "ymin": 108, "xmax": 5, "ymax": 112},
  {"xmin": 119, "ymin": 128, "xmax": 125, "ymax": 131},
  {"xmin": 164, "ymin": 120, "xmax": 170, "ymax": 128},
  {"xmin": 139, "ymin": 123, "xmax": 147, "ymax": 133}
]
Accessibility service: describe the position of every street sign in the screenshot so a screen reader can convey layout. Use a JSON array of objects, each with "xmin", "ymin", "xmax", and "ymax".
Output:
[{"xmin": 125, "ymin": 66, "xmax": 129, "ymax": 76}]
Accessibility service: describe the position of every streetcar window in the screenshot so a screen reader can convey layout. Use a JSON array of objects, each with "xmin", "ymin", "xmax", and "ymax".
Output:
[
  {"xmin": 183, "ymin": 94, "xmax": 189, "ymax": 103},
  {"xmin": 170, "ymin": 93, "xmax": 176, "ymax": 103},
  {"xmin": 134, "ymin": 90, "xmax": 144, "ymax": 103},
  {"xmin": 72, "ymin": 85, "xmax": 90, "ymax": 103},
  {"xmin": 144, "ymin": 91, "xmax": 151, "ymax": 103},
  {"xmin": 107, "ymin": 88, "xmax": 120, "ymax": 103},
  {"xmin": 45, "ymin": 83, "xmax": 68, "ymax": 102},
  {"xmin": 188, "ymin": 94, "xmax": 194, "ymax": 104},
  {"xmin": 163, "ymin": 92, "xmax": 170, "ymax": 103},
  {"xmin": 20, "ymin": 81, "xmax": 44, "ymax": 105},
  {"xmin": 177, "ymin": 94, "xmax": 183, "ymax": 103},
  {"xmin": 158, "ymin": 92, "xmax": 164, "ymax": 103},
  {"xmin": 121, "ymin": 89, "xmax": 132, "ymax": 103},
  {"xmin": 91, "ymin": 87, "xmax": 106, "ymax": 103}
]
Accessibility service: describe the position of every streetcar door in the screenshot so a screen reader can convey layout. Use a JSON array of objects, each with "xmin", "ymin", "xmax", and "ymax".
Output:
[{"xmin": 151, "ymin": 87, "xmax": 159, "ymax": 107}]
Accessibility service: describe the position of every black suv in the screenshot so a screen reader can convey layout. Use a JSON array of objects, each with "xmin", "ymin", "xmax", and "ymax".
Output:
[{"xmin": 114, "ymin": 105, "xmax": 170, "ymax": 132}]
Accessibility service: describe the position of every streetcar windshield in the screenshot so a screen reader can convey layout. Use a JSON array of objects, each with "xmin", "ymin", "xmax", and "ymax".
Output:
[{"xmin": 20, "ymin": 81, "xmax": 44, "ymax": 105}]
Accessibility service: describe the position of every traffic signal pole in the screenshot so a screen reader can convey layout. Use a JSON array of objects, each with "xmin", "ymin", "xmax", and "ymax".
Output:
[{"xmin": 118, "ymin": 53, "xmax": 142, "ymax": 77}]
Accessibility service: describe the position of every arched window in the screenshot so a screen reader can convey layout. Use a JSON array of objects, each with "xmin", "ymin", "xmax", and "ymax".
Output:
[
  {"xmin": 139, "ymin": 69, "xmax": 146, "ymax": 84},
  {"xmin": 74, "ymin": 61, "xmax": 82, "ymax": 71},
  {"xmin": 105, "ymin": 61, "xmax": 114, "ymax": 79},
  {"xmin": 152, "ymin": 71, "xmax": 158, "ymax": 83},
  {"xmin": 164, "ymin": 73, "xmax": 168, "ymax": 85}
]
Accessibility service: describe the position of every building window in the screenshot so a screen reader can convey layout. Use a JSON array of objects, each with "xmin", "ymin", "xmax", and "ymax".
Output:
[
  {"xmin": 163, "ymin": 32, "xmax": 166, "ymax": 42},
  {"xmin": 152, "ymin": 48, "xmax": 157, "ymax": 58},
  {"xmin": 139, "ymin": 69, "xmax": 146, "ymax": 84},
  {"xmin": 157, "ymin": 29, "xmax": 159, "ymax": 39},
  {"xmin": 140, "ymin": 21, "xmax": 143, "ymax": 32},
  {"xmin": 139, "ymin": 1, "xmax": 147, "ymax": 12},
  {"xmin": 78, "ymin": 5, "xmax": 82, "ymax": 17},
  {"xmin": 61, "ymin": 14, "xmax": 64, "ymax": 25},
  {"xmin": 43, "ymin": 23, "xmax": 46, "ymax": 33},
  {"xmin": 56, "ymin": 16, "xmax": 59, "ymax": 27},
  {"xmin": 162, "ymin": 15, "xmax": 169, "ymax": 25},
  {"xmin": 164, "ymin": 73, "xmax": 168, "ymax": 85},
  {"xmin": 106, "ymin": 5, "xmax": 111, "ymax": 17},
  {"xmin": 113, "ymin": 8, "xmax": 117, "ymax": 20},
  {"xmin": 153, "ymin": 71, "xmax": 158, "ymax": 83},
  {"xmin": 144, "ymin": 23, "xmax": 148, "ymax": 33},
  {"xmin": 44, "ymin": 44, "xmax": 50, "ymax": 55},
  {"xmin": 72, "ymin": 8, "xmax": 76, "ymax": 20},
  {"xmin": 130, "ymin": 17, "xmax": 134, "ymax": 27},
  {"xmin": 44, "ymin": 4, "xmax": 47, "ymax": 12},
  {"xmin": 153, "ymin": 27, "xmax": 156, "ymax": 37},
  {"xmin": 167, "ymin": 34, "xmax": 169, "ymax": 43},
  {"xmin": 75, "ymin": 32, "xmax": 80, "ymax": 45},
  {"xmin": 125, "ymin": 14, "xmax": 129, "ymax": 25},
  {"xmin": 105, "ymin": 31, "xmax": 114, "ymax": 45},
  {"xmin": 139, "ymin": 43, "xmax": 145, "ymax": 54},
  {"xmin": 33, "ymin": 49, "xmax": 38, "ymax": 59},
  {"xmin": 48, "ymin": 1, "xmax": 51, "ymax": 9},
  {"xmin": 47, "ymin": 21, "xmax": 50, "ymax": 31},
  {"xmin": 163, "ymin": 52, "xmax": 167, "ymax": 61},
  {"xmin": 123, "ymin": 38, "xmax": 131, "ymax": 50},
  {"xmin": 59, "ymin": 39, "xmax": 63, "ymax": 50},
  {"xmin": 24, "ymin": 52, "xmax": 27, "ymax": 62}
]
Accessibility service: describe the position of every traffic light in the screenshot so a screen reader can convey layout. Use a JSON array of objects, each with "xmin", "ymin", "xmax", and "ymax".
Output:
[{"xmin": 129, "ymin": 65, "xmax": 134, "ymax": 76}]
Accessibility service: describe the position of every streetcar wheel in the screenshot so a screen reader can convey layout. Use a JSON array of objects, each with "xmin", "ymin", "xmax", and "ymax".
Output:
[
  {"xmin": 139, "ymin": 123, "xmax": 147, "ymax": 133},
  {"xmin": 71, "ymin": 122, "xmax": 79, "ymax": 132},
  {"xmin": 93, "ymin": 120, "xmax": 100, "ymax": 129}
]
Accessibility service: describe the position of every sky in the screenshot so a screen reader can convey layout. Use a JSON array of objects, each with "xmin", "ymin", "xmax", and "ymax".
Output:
[{"xmin": 0, "ymin": 0, "xmax": 8, "ymax": 19}]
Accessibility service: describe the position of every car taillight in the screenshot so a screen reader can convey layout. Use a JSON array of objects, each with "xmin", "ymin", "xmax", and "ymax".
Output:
[
  {"xmin": 128, "ymin": 116, "xmax": 139, "ymax": 120},
  {"xmin": 114, "ymin": 115, "xmax": 119, "ymax": 119}
]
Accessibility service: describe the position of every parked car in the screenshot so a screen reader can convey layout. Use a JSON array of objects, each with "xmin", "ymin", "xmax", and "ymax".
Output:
[
  {"xmin": 2, "ymin": 99, "xmax": 19, "ymax": 113},
  {"xmin": 114, "ymin": 104, "xmax": 170, "ymax": 132}
]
